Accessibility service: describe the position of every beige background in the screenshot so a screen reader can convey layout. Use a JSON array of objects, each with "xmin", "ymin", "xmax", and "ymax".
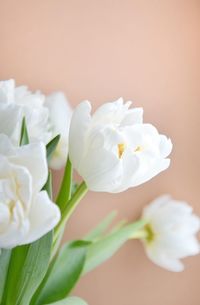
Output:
[{"xmin": 0, "ymin": 1, "xmax": 200, "ymax": 304}]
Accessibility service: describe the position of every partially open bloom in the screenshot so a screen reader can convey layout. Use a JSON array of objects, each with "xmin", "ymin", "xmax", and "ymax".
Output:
[
  {"xmin": 69, "ymin": 98, "xmax": 172, "ymax": 192},
  {"xmin": 0, "ymin": 79, "xmax": 72, "ymax": 169},
  {"xmin": 141, "ymin": 195, "xmax": 200, "ymax": 272},
  {"xmin": 0, "ymin": 135, "xmax": 60, "ymax": 249}
]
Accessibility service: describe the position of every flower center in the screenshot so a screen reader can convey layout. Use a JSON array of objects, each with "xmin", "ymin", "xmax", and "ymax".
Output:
[
  {"xmin": 144, "ymin": 224, "xmax": 155, "ymax": 243},
  {"xmin": 118, "ymin": 143, "xmax": 125, "ymax": 158},
  {"xmin": 118, "ymin": 144, "xmax": 144, "ymax": 158}
]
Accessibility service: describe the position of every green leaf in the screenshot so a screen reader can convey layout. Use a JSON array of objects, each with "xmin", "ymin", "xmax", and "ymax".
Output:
[
  {"xmin": 83, "ymin": 220, "xmax": 146, "ymax": 274},
  {"xmin": 85, "ymin": 211, "xmax": 117, "ymax": 241},
  {"xmin": 42, "ymin": 171, "xmax": 53, "ymax": 200},
  {"xmin": 46, "ymin": 135, "xmax": 61, "ymax": 161},
  {"xmin": 54, "ymin": 182, "xmax": 88, "ymax": 242},
  {"xmin": 2, "ymin": 234, "xmax": 53, "ymax": 305},
  {"xmin": 44, "ymin": 296, "xmax": 88, "ymax": 305},
  {"xmin": 32, "ymin": 240, "xmax": 90, "ymax": 305},
  {"xmin": 110, "ymin": 219, "xmax": 128, "ymax": 234},
  {"xmin": 0, "ymin": 249, "xmax": 11, "ymax": 303},
  {"xmin": 71, "ymin": 182, "xmax": 78, "ymax": 197},
  {"xmin": 19, "ymin": 117, "xmax": 29, "ymax": 146},
  {"xmin": 56, "ymin": 157, "xmax": 72, "ymax": 212}
]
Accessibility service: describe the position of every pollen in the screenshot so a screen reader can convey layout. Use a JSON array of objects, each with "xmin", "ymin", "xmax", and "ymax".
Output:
[
  {"xmin": 118, "ymin": 143, "xmax": 125, "ymax": 158},
  {"xmin": 134, "ymin": 145, "xmax": 143, "ymax": 153}
]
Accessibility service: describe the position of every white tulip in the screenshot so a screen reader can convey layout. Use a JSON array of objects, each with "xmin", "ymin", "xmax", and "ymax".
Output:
[
  {"xmin": 0, "ymin": 79, "xmax": 72, "ymax": 169},
  {"xmin": 0, "ymin": 134, "xmax": 60, "ymax": 249},
  {"xmin": 141, "ymin": 195, "xmax": 200, "ymax": 272},
  {"xmin": 69, "ymin": 98, "xmax": 172, "ymax": 192}
]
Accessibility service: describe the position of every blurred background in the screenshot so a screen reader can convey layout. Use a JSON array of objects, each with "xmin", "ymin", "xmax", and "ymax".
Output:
[{"xmin": 0, "ymin": 1, "xmax": 199, "ymax": 304}]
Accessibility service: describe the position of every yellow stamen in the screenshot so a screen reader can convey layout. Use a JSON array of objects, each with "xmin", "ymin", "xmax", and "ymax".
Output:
[
  {"xmin": 118, "ymin": 143, "xmax": 125, "ymax": 158},
  {"xmin": 134, "ymin": 145, "xmax": 143, "ymax": 153}
]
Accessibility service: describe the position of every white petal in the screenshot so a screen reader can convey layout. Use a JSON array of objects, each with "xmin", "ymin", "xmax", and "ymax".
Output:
[
  {"xmin": 130, "ymin": 156, "xmax": 170, "ymax": 188},
  {"xmin": 156, "ymin": 234, "xmax": 200, "ymax": 258},
  {"xmin": 0, "ymin": 104, "xmax": 22, "ymax": 139},
  {"xmin": 92, "ymin": 98, "xmax": 132, "ymax": 126},
  {"xmin": 120, "ymin": 107, "xmax": 143, "ymax": 126},
  {"xmin": 186, "ymin": 214, "xmax": 200, "ymax": 234},
  {"xmin": 151, "ymin": 200, "xmax": 195, "ymax": 234},
  {"xmin": 45, "ymin": 92, "xmax": 72, "ymax": 136},
  {"xmin": 69, "ymin": 101, "xmax": 91, "ymax": 170},
  {"xmin": 15, "ymin": 86, "xmax": 45, "ymax": 107},
  {"xmin": 11, "ymin": 164, "xmax": 33, "ymax": 210},
  {"xmin": 10, "ymin": 142, "xmax": 48, "ymax": 192},
  {"xmin": 122, "ymin": 124, "xmax": 160, "ymax": 153},
  {"xmin": 145, "ymin": 246, "xmax": 184, "ymax": 272},
  {"xmin": 88, "ymin": 125, "xmax": 123, "ymax": 153},
  {"xmin": 111, "ymin": 149, "xmax": 140, "ymax": 192},
  {"xmin": 0, "ymin": 79, "xmax": 15, "ymax": 103},
  {"xmin": 49, "ymin": 138, "xmax": 68, "ymax": 170},
  {"xmin": 0, "ymin": 203, "xmax": 10, "ymax": 232},
  {"xmin": 80, "ymin": 148, "xmax": 122, "ymax": 192},
  {"xmin": 0, "ymin": 223, "xmax": 29, "ymax": 249},
  {"xmin": 0, "ymin": 134, "xmax": 15, "ymax": 156},
  {"xmin": 159, "ymin": 135, "xmax": 173, "ymax": 158},
  {"xmin": 142, "ymin": 195, "xmax": 172, "ymax": 219},
  {"xmin": 46, "ymin": 92, "xmax": 72, "ymax": 169},
  {"xmin": 22, "ymin": 191, "xmax": 60, "ymax": 244},
  {"xmin": 0, "ymin": 201, "xmax": 30, "ymax": 248},
  {"xmin": 23, "ymin": 105, "xmax": 50, "ymax": 143}
]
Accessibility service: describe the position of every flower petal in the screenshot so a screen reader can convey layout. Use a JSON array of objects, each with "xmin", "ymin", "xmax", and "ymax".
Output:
[
  {"xmin": 69, "ymin": 101, "xmax": 91, "ymax": 170},
  {"xmin": 45, "ymin": 92, "xmax": 72, "ymax": 169},
  {"xmin": 129, "ymin": 155, "xmax": 170, "ymax": 188},
  {"xmin": 0, "ymin": 104, "xmax": 22, "ymax": 140},
  {"xmin": 21, "ymin": 191, "xmax": 60, "ymax": 245},
  {"xmin": 142, "ymin": 195, "xmax": 171, "ymax": 219},
  {"xmin": 159, "ymin": 135, "xmax": 173, "ymax": 158},
  {"xmin": 92, "ymin": 98, "xmax": 132, "ymax": 126},
  {"xmin": 45, "ymin": 92, "xmax": 72, "ymax": 136},
  {"xmin": 145, "ymin": 246, "xmax": 185, "ymax": 272},
  {"xmin": 10, "ymin": 142, "xmax": 48, "ymax": 192},
  {"xmin": 0, "ymin": 79, "xmax": 15, "ymax": 103},
  {"xmin": 80, "ymin": 148, "xmax": 122, "ymax": 192},
  {"xmin": 120, "ymin": 107, "xmax": 143, "ymax": 126},
  {"xmin": 0, "ymin": 134, "xmax": 17, "ymax": 158}
]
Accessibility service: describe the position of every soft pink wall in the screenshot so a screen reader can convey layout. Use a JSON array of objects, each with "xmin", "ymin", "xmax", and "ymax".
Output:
[{"xmin": 0, "ymin": 1, "xmax": 199, "ymax": 304}]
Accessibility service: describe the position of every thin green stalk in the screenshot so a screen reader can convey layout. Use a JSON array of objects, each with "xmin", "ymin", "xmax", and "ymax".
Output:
[
  {"xmin": 54, "ymin": 182, "xmax": 88, "ymax": 241},
  {"xmin": 56, "ymin": 157, "xmax": 72, "ymax": 212},
  {"xmin": 130, "ymin": 228, "xmax": 148, "ymax": 239}
]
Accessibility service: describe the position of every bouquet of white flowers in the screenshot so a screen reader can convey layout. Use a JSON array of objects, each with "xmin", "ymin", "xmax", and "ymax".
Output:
[{"xmin": 0, "ymin": 79, "xmax": 199, "ymax": 305}]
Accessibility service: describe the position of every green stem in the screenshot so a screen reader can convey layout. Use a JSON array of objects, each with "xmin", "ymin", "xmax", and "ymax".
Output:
[
  {"xmin": 130, "ymin": 228, "xmax": 148, "ymax": 239},
  {"xmin": 131, "ymin": 231, "xmax": 147, "ymax": 239},
  {"xmin": 56, "ymin": 157, "xmax": 72, "ymax": 212},
  {"xmin": 54, "ymin": 182, "xmax": 88, "ymax": 241}
]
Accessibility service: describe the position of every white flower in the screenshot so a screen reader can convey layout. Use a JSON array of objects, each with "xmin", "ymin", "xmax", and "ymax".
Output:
[
  {"xmin": 141, "ymin": 195, "xmax": 200, "ymax": 272},
  {"xmin": 0, "ymin": 134, "xmax": 60, "ymax": 249},
  {"xmin": 0, "ymin": 79, "xmax": 72, "ymax": 169},
  {"xmin": 69, "ymin": 98, "xmax": 172, "ymax": 193}
]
